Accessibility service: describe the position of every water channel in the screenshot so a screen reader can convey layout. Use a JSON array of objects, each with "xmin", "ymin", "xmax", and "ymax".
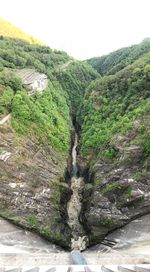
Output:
[
  {"xmin": 0, "ymin": 130, "xmax": 150, "ymax": 265},
  {"xmin": 67, "ymin": 132, "xmax": 88, "ymax": 251}
]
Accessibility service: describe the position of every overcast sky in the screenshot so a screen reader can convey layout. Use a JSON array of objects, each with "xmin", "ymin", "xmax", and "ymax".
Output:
[{"xmin": 0, "ymin": 0, "xmax": 150, "ymax": 59}]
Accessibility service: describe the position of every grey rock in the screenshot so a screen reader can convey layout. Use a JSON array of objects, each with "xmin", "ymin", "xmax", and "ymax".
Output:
[
  {"xmin": 0, "ymin": 125, "xmax": 71, "ymax": 248},
  {"xmin": 81, "ymin": 139, "xmax": 150, "ymax": 245}
]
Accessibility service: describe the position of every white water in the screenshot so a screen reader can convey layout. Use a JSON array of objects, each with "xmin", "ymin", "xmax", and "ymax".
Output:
[
  {"xmin": 67, "ymin": 133, "xmax": 88, "ymax": 251},
  {"xmin": 72, "ymin": 133, "xmax": 78, "ymax": 176}
]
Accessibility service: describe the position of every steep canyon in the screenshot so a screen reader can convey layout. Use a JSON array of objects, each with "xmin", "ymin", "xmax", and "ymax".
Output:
[{"xmin": 0, "ymin": 31, "xmax": 150, "ymax": 250}]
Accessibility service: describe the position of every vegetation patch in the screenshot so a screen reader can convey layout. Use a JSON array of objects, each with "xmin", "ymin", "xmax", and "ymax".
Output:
[
  {"xmin": 26, "ymin": 214, "xmax": 39, "ymax": 229},
  {"xmin": 100, "ymin": 217, "xmax": 116, "ymax": 227},
  {"xmin": 133, "ymin": 170, "xmax": 150, "ymax": 183},
  {"xmin": 103, "ymin": 183, "xmax": 122, "ymax": 194}
]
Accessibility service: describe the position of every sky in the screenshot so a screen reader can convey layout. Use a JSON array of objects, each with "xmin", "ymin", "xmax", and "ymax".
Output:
[{"xmin": 0, "ymin": 0, "xmax": 150, "ymax": 59}]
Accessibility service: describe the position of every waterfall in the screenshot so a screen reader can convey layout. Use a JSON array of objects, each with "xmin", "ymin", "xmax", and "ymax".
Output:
[
  {"xmin": 67, "ymin": 130, "xmax": 88, "ymax": 251},
  {"xmin": 72, "ymin": 133, "xmax": 78, "ymax": 177}
]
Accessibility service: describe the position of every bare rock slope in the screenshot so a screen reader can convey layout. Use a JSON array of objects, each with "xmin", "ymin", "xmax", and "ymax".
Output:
[
  {"xmin": 0, "ymin": 123, "xmax": 71, "ymax": 248},
  {"xmin": 81, "ymin": 134, "xmax": 150, "ymax": 245}
]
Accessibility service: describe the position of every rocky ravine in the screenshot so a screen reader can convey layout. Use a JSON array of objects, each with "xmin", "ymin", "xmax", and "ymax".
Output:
[
  {"xmin": 0, "ymin": 114, "xmax": 150, "ymax": 251},
  {"xmin": 81, "ymin": 132, "xmax": 150, "ymax": 245},
  {"xmin": 0, "ymin": 122, "xmax": 71, "ymax": 248}
]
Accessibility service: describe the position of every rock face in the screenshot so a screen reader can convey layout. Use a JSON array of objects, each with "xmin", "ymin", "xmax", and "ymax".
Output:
[
  {"xmin": 0, "ymin": 123, "xmax": 71, "ymax": 248},
  {"xmin": 81, "ymin": 136, "xmax": 150, "ymax": 245}
]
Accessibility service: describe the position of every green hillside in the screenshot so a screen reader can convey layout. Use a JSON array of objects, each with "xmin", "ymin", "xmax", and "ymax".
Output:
[
  {"xmin": 87, "ymin": 38, "xmax": 150, "ymax": 75},
  {"xmin": 55, "ymin": 61, "xmax": 100, "ymax": 112},
  {"xmin": 0, "ymin": 26, "xmax": 98, "ymax": 246},
  {"xmin": 80, "ymin": 53, "xmax": 150, "ymax": 158},
  {"xmin": 0, "ymin": 36, "xmax": 98, "ymax": 152},
  {"xmin": 79, "ymin": 43, "xmax": 150, "ymax": 245},
  {"xmin": 0, "ymin": 18, "xmax": 42, "ymax": 44}
]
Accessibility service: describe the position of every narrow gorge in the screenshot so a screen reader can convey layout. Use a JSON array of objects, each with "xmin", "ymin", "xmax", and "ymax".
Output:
[
  {"xmin": 67, "ymin": 130, "xmax": 88, "ymax": 251},
  {"xmin": 0, "ymin": 30, "xmax": 150, "ymax": 257}
]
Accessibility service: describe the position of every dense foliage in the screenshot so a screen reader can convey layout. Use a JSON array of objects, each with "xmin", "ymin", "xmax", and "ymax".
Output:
[
  {"xmin": 0, "ymin": 37, "xmax": 70, "ymax": 72},
  {"xmin": 0, "ymin": 21, "xmax": 149, "ymax": 162},
  {"xmin": 87, "ymin": 38, "xmax": 150, "ymax": 76},
  {"xmin": 0, "ymin": 37, "xmax": 73, "ymax": 152},
  {"xmin": 79, "ymin": 52, "xmax": 150, "ymax": 159},
  {"xmin": 0, "ymin": 36, "xmax": 98, "ymax": 153},
  {"xmin": 55, "ymin": 61, "xmax": 99, "ymax": 112}
]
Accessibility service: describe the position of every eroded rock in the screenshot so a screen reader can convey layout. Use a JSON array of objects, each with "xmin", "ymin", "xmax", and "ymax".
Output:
[
  {"xmin": 81, "ymin": 139, "xmax": 150, "ymax": 246},
  {"xmin": 0, "ymin": 124, "xmax": 71, "ymax": 248}
]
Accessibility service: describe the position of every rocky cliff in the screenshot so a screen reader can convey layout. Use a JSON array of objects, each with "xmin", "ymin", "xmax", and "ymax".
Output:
[
  {"xmin": 0, "ymin": 122, "xmax": 72, "ymax": 247},
  {"xmin": 0, "ymin": 32, "xmax": 98, "ymax": 248},
  {"xmin": 81, "ymin": 141, "xmax": 150, "ymax": 245},
  {"xmin": 79, "ymin": 49, "xmax": 150, "ymax": 246}
]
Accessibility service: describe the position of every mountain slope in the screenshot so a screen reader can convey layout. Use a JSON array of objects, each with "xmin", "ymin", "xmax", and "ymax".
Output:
[
  {"xmin": 0, "ymin": 19, "xmax": 150, "ymax": 249},
  {"xmin": 0, "ymin": 32, "xmax": 98, "ymax": 248},
  {"xmin": 55, "ymin": 61, "xmax": 100, "ymax": 113},
  {"xmin": 87, "ymin": 38, "xmax": 150, "ymax": 75},
  {"xmin": 0, "ymin": 37, "xmax": 72, "ymax": 247},
  {"xmin": 0, "ymin": 18, "xmax": 42, "ymax": 44},
  {"xmin": 79, "ymin": 50, "xmax": 150, "ymax": 245}
]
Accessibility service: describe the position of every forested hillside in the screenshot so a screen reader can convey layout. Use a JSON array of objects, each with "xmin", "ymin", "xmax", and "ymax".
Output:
[
  {"xmin": 55, "ymin": 61, "xmax": 100, "ymax": 112},
  {"xmin": 0, "ymin": 36, "xmax": 76, "ymax": 148},
  {"xmin": 0, "ymin": 31, "xmax": 98, "ymax": 247},
  {"xmin": 87, "ymin": 38, "xmax": 150, "ymax": 75},
  {"xmin": 80, "ymin": 53, "xmax": 150, "ymax": 157},
  {"xmin": 79, "ymin": 43, "xmax": 150, "ymax": 245}
]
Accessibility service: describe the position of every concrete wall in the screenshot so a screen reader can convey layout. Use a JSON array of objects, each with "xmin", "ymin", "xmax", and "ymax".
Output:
[{"xmin": 27, "ymin": 78, "xmax": 48, "ymax": 95}]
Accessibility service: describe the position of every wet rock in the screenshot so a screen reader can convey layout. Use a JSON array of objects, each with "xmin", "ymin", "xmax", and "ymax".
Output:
[{"xmin": 67, "ymin": 176, "xmax": 88, "ymax": 250}]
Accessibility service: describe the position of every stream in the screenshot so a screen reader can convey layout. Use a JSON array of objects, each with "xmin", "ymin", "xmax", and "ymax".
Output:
[
  {"xmin": 67, "ymin": 133, "xmax": 88, "ymax": 251},
  {"xmin": 0, "ymin": 130, "xmax": 150, "ymax": 265}
]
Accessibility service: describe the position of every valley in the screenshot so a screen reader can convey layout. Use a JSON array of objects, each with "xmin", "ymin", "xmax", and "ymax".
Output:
[
  {"xmin": 67, "ymin": 131, "xmax": 88, "ymax": 251},
  {"xmin": 0, "ymin": 20, "xmax": 150, "ymax": 266}
]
